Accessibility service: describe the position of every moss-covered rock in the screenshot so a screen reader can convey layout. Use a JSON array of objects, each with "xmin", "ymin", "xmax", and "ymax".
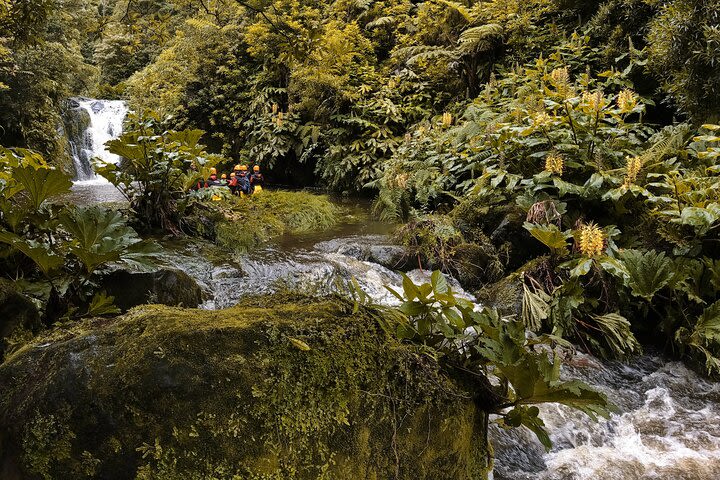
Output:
[
  {"xmin": 0, "ymin": 280, "xmax": 41, "ymax": 361},
  {"xmin": 0, "ymin": 296, "xmax": 489, "ymax": 479}
]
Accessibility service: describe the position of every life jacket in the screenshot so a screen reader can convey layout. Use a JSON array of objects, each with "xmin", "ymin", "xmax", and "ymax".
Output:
[
  {"xmin": 206, "ymin": 175, "xmax": 221, "ymax": 187},
  {"xmin": 250, "ymin": 173, "xmax": 265, "ymax": 187},
  {"xmin": 237, "ymin": 173, "xmax": 251, "ymax": 194}
]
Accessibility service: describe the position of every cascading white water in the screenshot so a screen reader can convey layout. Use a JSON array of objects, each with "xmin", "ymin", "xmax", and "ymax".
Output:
[{"xmin": 67, "ymin": 98, "xmax": 128, "ymax": 183}]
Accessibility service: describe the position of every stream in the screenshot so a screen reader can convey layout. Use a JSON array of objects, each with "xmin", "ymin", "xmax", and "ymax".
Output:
[{"xmin": 65, "ymin": 98, "xmax": 720, "ymax": 480}]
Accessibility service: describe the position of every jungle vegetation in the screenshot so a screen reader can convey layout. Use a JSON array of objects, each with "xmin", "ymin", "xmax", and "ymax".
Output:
[{"xmin": 1, "ymin": 0, "xmax": 720, "ymax": 470}]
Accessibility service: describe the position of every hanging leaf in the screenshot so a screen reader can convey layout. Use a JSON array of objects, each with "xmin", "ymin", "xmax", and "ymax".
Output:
[{"xmin": 521, "ymin": 284, "xmax": 551, "ymax": 331}]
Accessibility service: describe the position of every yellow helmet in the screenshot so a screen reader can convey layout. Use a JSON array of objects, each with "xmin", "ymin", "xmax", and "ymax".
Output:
[
  {"xmin": 233, "ymin": 164, "xmax": 241, "ymax": 171},
  {"xmin": 239, "ymin": 165, "xmax": 248, "ymax": 172},
  {"xmin": 253, "ymin": 165, "xmax": 260, "ymax": 172},
  {"xmin": 221, "ymin": 173, "xmax": 227, "ymax": 179},
  {"xmin": 230, "ymin": 172, "xmax": 236, "ymax": 177},
  {"xmin": 210, "ymin": 167, "xmax": 217, "ymax": 175}
]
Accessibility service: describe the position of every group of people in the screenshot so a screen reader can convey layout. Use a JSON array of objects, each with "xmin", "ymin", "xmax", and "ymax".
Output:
[{"xmin": 197, "ymin": 164, "xmax": 265, "ymax": 196}]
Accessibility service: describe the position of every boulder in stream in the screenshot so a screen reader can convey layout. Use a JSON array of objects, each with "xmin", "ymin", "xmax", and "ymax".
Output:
[
  {"xmin": 100, "ymin": 268, "xmax": 205, "ymax": 311},
  {"xmin": 0, "ymin": 295, "xmax": 490, "ymax": 479}
]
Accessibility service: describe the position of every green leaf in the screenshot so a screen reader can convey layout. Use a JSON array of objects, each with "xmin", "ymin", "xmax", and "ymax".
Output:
[
  {"xmin": 523, "ymin": 222, "xmax": 570, "ymax": 255},
  {"xmin": 401, "ymin": 273, "xmax": 420, "ymax": 301},
  {"xmin": 570, "ymin": 258, "xmax": 593, "ymax": 277},
  {"xmin": 521, "ymin": 284, "xmax": 550, "ymax": 331},
  {"xmin": 431, "ymin": 270, "xmax": 449, "ymax": 294},
  {"xmin": 60, "ymin": 206, "xmax": 157, "ymax": 274},
  {"xmin": 399, "ymin": 301, "xmax": 427, "ymax": 316},
  {"xmin": 288, "ymin": 337, "xmax": 311, "ymax": 351},
  {"xmin": 12, "ymin": 166, "xmax": 72, "ymax": 210},
  {"xmin": 591, "ymin": 313, "xmax": 641, "ymax": 356},
  {"xmin": 0, "ymin": 230, "xmax": 63, "ymax": 275},
  {"xmin": 87, "ymin": 292, "xmax": 121, "ymax": 316},
  {"xmin": 617, "ymin": 249, "xmax": 673, "ymax": 301}
]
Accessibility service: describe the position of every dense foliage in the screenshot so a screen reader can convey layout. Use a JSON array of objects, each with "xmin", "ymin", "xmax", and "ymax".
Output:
[
  {"xmin": 2, "ymin": 0, "xmax": 720, "ymax": 471},
  {"xmin": 0, "ymin": 147, "xmax": 157, "ymax": 323}
]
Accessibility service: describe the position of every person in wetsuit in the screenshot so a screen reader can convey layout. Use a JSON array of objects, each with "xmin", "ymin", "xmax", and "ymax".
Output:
[{"xmin": 250, "ymin": 165, "xmax": 265, "ymax": 193}]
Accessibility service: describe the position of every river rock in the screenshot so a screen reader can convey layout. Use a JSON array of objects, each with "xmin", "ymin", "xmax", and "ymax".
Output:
[
  {"xmin": 0, "ymin": 295, "xmax": 490, "ymax": 479},
  {"xmin": 100, "ymin": 268, "xmax": 205, "ymax": 311},
  {"xmin": 0, "ymin": 280, "xmax": 41, "ymax": 360},
  {"xmin": 315, "ymin": 235, "xmax": 410, "ymax": 270}
]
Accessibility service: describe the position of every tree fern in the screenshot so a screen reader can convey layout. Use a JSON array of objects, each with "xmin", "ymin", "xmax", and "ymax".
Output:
[{"xmin": 458, "ymin": 24, "xmax": 503, "ymax": 54}]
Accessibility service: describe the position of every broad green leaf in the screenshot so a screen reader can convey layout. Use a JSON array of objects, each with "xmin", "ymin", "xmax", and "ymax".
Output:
[
  {"xmin": 431, "ymin": 270, "xmax": 449, "ymax": 294},
  {"xmin": 524, "ymin": 222, "xmax": 569, "ymax": 255},
  {"xmin": 0, "ymin": 230, "xmax": 63, "ymax": 274},
  {"xmin": 12, "ymin": 166, "xmax": 72, "ymax": 210},
  {"xmin": 87, "ymin": 292, "xmax": 121, "ymax": 316},
  {"xmin": 401, "ymin": 273, "xmax": 420, "ymax": 301},
  {"xmin": 618, "ymin": 249, "xmax": 673, "ymax": 301}
]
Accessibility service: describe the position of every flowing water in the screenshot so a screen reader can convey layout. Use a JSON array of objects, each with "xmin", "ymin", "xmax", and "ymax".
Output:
[
  {"xmin": 65, "ymin": 99, "xmax": 720, "ymax": 480},
  {"xmin": 154, "ymin": 222, "xmax": 720, "ymax": 480},
  {"xmin": 65, "ymin": 98, "xmax": 128, "ymax": 182}
]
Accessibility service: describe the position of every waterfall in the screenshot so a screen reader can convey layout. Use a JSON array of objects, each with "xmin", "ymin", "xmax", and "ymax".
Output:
[{"xmin": 65, "ymin": 98, "xmax": 128, "ymax": 182}]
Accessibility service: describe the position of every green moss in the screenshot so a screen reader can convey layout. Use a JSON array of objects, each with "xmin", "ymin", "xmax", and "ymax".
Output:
[
  {"xmin": 0, "ymin": 295, "xmax": 490, "ymax": 479},
  {"xmin": 213, "ymin": 190, "xmax": 342, "ymax": 252}
]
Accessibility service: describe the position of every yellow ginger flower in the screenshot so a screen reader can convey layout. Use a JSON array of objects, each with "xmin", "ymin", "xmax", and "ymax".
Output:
[
  {"xmin": 582, "ymin": 90, "xmax": 606, "ymax": 112},
  {"xmin": 544, "ymin": 152, "xmax": 564, "ymax": 176},
  {"xmin": 617, "ymin": 89, "xmax": 637, "ymax": 113},
  {"xmin": 550, "ymin": 67, "xmax": 572, "ymax": 97},
  {"xmin": 532, "ymin": 111, "xmax": 553, "ymax": 127},
  {"xmin": 550, "ymin": 67, "xmax": 570, "ymax": 85},
  {"xmin": 275, "ymin": 111, "xmax": 284, "ymax": 127},
  {"xmin": 624, "ymin": 156, "xmax": 643, "ymax": 185},
  {"xmin": 576, "ymin": 223, "xmax": 605, "ymax": 257},
  {"xmin": 271, "ymin": 103, "xmax": 279, "ymax": 114},
  {"xmin": 442, "ymin": 112, "xmax": 453, "ymax": 128}
]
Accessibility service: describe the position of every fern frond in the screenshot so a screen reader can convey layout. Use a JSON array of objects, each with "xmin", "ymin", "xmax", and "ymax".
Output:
[
  {"xmin": 393, "ymin": 45, "xmax": 455, "ymax": 65},
  {"xmin": 458, "ymin": 24, "xmax": 503, "ymax": 53},
  {"xmin": 365, "ymin": 16, "xmax": 397, "ymax": 29}
]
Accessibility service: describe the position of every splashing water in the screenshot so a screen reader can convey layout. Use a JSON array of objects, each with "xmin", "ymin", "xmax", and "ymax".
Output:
[
  {"xmin": 67, "ymin": 98, "xmax": 128, "ymax": 183},
  {"xmin": 492, "ymin": 354, "xmax": 720, "ymax": 480}
]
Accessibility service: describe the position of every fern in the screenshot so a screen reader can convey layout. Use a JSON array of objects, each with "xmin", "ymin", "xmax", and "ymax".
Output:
[{"xmin": 458, "ymin": 24, "xmax": 503, "ymax": 54}]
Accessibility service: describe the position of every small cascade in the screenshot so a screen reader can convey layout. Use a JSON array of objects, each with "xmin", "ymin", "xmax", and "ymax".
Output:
[{"xmin": 65, "ymin": 98, "xmax": 128, "ymax": 182}]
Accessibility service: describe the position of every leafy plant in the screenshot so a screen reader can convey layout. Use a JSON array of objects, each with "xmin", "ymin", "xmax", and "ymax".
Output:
[
  {"xmin": 379, "ymin": 271, "xmax": 613, "ymax": 451},
  {"xmin": 0, "ymin": 147, "xmax": 157, "ymax": 322},
  {"xmin": 97, "ymin": 111, "xmax": 224, "ymax": 232}
]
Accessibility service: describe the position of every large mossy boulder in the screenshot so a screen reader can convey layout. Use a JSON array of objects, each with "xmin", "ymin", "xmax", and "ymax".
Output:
[
  {"xmin": 0, "ymin": 296, "xmax": 489, "ymax": 479},
  {"xmin": 0, "ymin": 280, "xmax": 41, "ymax": 361}
]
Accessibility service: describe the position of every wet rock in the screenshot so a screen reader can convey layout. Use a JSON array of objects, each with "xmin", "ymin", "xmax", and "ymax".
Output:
[
  {"xmin": 315, "ymin": 235, "xmax": 410, "ymax": 270},
  {"xmin": 100, "ymin": 268, "xmax": 205, "ymax": 311},
  {"xmin": 0, "ymin": 280, "xmax": 41, "ymax": 360},
  {"xmin": 477, "ymin": 274, "xmax": 523, "ymax": 317},
  {"xmin": 0, "ymin": 296, "xmax": 490, "ymax": 479}
]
